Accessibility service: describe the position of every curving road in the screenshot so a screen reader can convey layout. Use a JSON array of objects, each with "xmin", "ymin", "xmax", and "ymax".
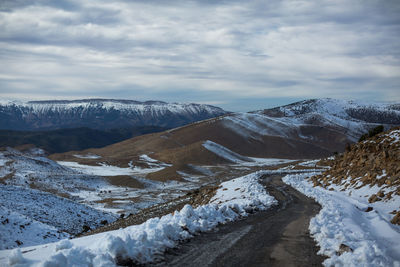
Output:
[{"xmin": 156, "ymin": 174, "xmax": 326, "ymax": 267}]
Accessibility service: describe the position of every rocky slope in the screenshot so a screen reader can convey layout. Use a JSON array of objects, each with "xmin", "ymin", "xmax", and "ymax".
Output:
[
  {"xmin": 0, "ymin": 99, "xmax": 227, "ymax": 130},
  {"xmin": 309, "ymin": 127, "xmax": 400, "ymax": 224}
]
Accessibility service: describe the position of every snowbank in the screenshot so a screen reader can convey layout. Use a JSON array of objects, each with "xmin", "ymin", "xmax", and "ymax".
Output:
[
  {"xmin": 210, "ymin": 172, "xmax": 276, "ymax": 214},
  {"xmin": 2, "ymin": 171, "xmax": 276, "ymax": 266},
  {"xmin": 283, "ymin": 173, "xmax": 400, "ymax": 267}
]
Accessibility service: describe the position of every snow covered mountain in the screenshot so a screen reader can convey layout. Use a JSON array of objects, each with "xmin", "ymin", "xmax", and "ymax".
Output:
[
  {"xmin": 0, "ymin": 99, "xmax": 227, "ymax": 130},
  {"xmin": 221, "ymin": 98, "xmax": 400, "ymax": 149},
  {"xmin": 260, "ymin": 98, "xmax": 400, "ymax": 140}
]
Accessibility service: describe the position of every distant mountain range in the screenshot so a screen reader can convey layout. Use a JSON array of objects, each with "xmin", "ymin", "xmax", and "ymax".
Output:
[
  {"xmin": 51, "ymin": 98, "xmax": 400, "ymax": 181},
  {"xmin": 0, "ymin": 99, "xmax": 227, "ymax": 131}
]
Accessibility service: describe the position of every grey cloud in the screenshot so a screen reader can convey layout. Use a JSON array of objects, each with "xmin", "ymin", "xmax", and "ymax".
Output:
[{"xmin": 0, "ymin": 0, "xmax": 399, "ymax": 111}]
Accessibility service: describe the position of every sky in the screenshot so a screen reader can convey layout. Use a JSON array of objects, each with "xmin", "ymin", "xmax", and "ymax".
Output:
[{"xmin": 0, "ymin": 0, "xmax": 399, "ymax": 112}]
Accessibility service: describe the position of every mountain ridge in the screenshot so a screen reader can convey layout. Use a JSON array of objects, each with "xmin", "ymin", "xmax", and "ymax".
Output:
[{"xmin": 0, "ymin": 99, "xmax": 227, "ymax": 131}]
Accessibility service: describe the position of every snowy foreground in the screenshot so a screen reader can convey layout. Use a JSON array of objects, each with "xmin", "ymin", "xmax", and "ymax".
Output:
[
  {"xmin": 283, "ymin": 173, "xmax": 400, "ymax": 267},
  {"xmin": 1, "ymin": 171, "xmax": 276, "ymax": 266}
]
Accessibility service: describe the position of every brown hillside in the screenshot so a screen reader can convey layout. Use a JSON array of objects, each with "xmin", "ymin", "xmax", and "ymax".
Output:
[
  {"xmin": 50, "ymin": 115, "xmax": 335, "ymax": 166},
  {"xmin": 49, "ymin": 112, "xmax": 363, "ymax": 183}
]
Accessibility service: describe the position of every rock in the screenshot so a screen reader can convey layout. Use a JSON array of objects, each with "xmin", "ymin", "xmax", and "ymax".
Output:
[
  {"xmin": 391, "ymin": 212, "xmax": 400, "ymax": 225},
  {"xmin": 365, "ymin": 207, "xmax": 373, "ymax": 212},
  {"xmin": 368, "ymin": 194, "xmax": 379, "ymax": 203},
  {"xmin": 82, "ymin": 225, "xmax": 91, "ymax": 232},
  {"xmin": 337, "ymin": 243, "xmax": 353, "ymax": 255}
]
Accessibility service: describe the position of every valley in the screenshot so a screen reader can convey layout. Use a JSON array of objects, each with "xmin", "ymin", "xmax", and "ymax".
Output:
[{"xmin": 0, "ymin": 98, "xmax": 399, "ymax": 266}]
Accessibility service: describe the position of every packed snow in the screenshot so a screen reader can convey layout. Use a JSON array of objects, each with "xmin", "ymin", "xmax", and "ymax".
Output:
[
  {"xmin": 283, "ymin": 173, "xmax": 400, "ymax": 267},
  {"xmin": 0, "ymin": 171, "xmax": 276, "ymax": 266}
]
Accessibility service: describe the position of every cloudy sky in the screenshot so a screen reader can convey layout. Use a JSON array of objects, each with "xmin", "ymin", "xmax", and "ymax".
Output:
[{"xmin": 0, "ymin": 0, "xmax": 399, "ymax": 111}]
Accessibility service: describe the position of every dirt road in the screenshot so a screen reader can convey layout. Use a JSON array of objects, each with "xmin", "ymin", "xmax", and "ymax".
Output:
[{"xmin": 156, "ymin": 174, "xmax": 326, "ymax": 267}]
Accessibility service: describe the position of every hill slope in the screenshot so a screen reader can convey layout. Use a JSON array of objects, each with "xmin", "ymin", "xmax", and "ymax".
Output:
[
  {"xmin": 0, "ymin": 126, "xmax": 167, "ymax": 154},
  {"xmin": 0, "ymin": 99, "xmax": 227, "ymax": 131}
]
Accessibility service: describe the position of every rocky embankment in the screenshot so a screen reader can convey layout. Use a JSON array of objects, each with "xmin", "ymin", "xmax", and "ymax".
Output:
[{"xmin": 310, "ymin": 127, "xmax": 400, "ymax": 224}]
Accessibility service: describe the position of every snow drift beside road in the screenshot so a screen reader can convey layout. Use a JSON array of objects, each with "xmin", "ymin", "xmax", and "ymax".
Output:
[
  {"xmin": 283, "ymin": 173, "xmax": 400, "ymax": 267},
  {"xmin": 2, "ymin": 171, "xmax": 276, "ymax": 266}
]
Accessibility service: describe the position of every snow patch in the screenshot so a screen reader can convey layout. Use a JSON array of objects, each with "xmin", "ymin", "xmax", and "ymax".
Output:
[
  {"xmin": 203, "ymin": 140, "xmax": 252, "ymax": 163},
  {"xmin": 73, "ymin": 154, "xmax": 101, "ymax": 159},
  {"xmin": 139, "ymin": 154, "xmax": 159, "ymax": 163},
  {"xmin": 57, "ymin": 161, "xmax": 168, "ymax": 176}
]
